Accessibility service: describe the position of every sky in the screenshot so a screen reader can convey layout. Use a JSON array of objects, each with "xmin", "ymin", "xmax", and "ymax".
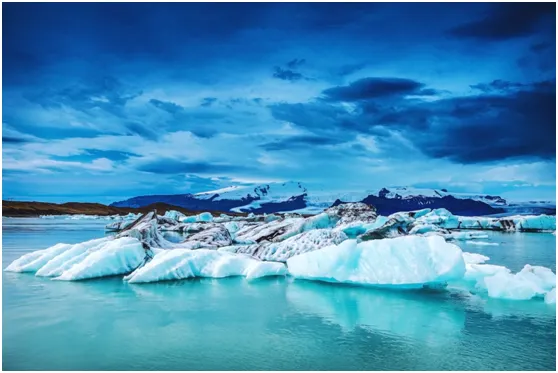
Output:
[{"xmin": 2, "ymin": 2, "xmax": 556, "ymax": 203}]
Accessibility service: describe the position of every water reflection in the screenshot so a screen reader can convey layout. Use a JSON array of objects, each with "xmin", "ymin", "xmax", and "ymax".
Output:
[{"xmin": 286, "ymin": 279, "xmax": 467, "ymax": 345}]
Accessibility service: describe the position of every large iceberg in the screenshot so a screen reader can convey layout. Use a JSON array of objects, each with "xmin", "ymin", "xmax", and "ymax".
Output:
[
  {"xmin": 287, "ymin": 235, "xmax": 466, "ymax": 288},
  {"xmin": 124, "ymin": 249, "xmax": 287, "ymax": 283}
]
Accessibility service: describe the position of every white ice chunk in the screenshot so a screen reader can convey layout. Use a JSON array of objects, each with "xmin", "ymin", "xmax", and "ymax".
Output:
[
  {"xmin": 445, "ymin": 231, "xmax": 488, "ymax": 241},
  {"xmin": 483, "ymin": 264, "xmax": 556, "ymax": 300},
  {"xmin": 5, "ymin": 243, "xmax": 75, "ymax": 273},
  {"xmin": 335, "ymin": 216, "xmax": 389, "ymax": 238},
  {"xmin": 124, "ymin": 249, "xmax": 287, "ymax": 283},
  {"xmin": 179, "ymin": 212, "xmax": 214, "ymax": 223},
  {"xmin": 417, "ymin": 208, "xmax": 460, "ymax": 229},
  {"xmin": 54, "ymin": 237, "xmax": 146, "ymax": 281},
  {"xmin": 197, "ymin": 212, "xmax": 213, "ymax": 222},
  {"xmin": 164, "ymin": 210, "xmax": 185, "ymax": 221},
  {"xmin": 35, "ymin": 237, "xmax": 111, "ymax": 277},
  {"xmin": 544, "ymin": 288, "xmax": 556, "ymax": 304},
  {"xmin": 287, "ymin": 235, "xmax": 466, "ymax": 288},
  {"xmin": 462, "ymin": 252, "xmax": 490, "ymax": 264},
  {"xmin": 412, "ymin": 208, "xmax": 431, "ymax": 218}
]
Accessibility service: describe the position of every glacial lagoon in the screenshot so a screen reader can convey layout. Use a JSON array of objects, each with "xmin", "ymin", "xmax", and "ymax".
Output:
[{"xmin": 2, "ymin": 217, "xmax": 556, "ymax": 370}]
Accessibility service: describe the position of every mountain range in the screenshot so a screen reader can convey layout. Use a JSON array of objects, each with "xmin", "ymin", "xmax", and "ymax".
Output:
[{"xmin": 110, "ymin": 182, "xmax": 556, "ymax": 216}]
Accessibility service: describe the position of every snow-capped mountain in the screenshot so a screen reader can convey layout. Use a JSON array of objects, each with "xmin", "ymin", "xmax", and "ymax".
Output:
[
  {"xmin": 111, "ymin": 182, "xmax": 309, "ymax": 214},
  {"xmin": 110, "ymin": 182, "xmax": 555, "ymax": 216}
]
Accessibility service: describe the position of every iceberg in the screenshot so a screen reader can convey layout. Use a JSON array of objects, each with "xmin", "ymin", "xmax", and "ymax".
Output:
[
  {"xmin": 511, "ymin": 215, "xmax": 556, "ymax": 231},
  {"xmin": 5, "ymin": 237, "xmax": 149, "ymax": 281},
  {"xmin": 462, "ymin": 252, "xmax": 490, "ymax": 264},
  {"xmin": 55, "ymin": 237, "xmax": 147, "ymax": 281},
  {"xmin": 467, "ymin": 241, "xmax": 499, "ymax": 246},
  {"xmin": 124, "ymin": 249, "xmax": 287, "ymax": 283},
  {"xmin": 179, "ymin": 212, "xmax": 214, "ymax": 223},
  {"xmin": 35, "ymin": 237, "xmax": 112, "ymax": 277},
  {"xmin": 335, "ymin": 216, "xmax": 389, "ymax": 238},
  {"xmin": 417, "ymin": 208, "xmax": 460, "ymax": 229},
  {"xmin": 5, "ymin": 242, "xmax": 75, "ymax": 273},
  {"xmin": 234, "ymin": 217, "xmax": 304, "ymax": 243},
  {"xmin": 163, "ymin": 210, "xmax": 186, "ymax": 222},
  {"xmin": 463, "ymin": 263, "xmax": 511, "ymax": 283},
  {"xmin": 175, "ymin": 225, "xmax": 232, "ymax": 248},
  {"xmin": 545, "ymin": 288, "xmax": 556, "ymax": 304},
  {"xmin": 227, "ymin": 229, "xmax": 348, "ymax": 262},
  {"xmin": 287, "ymin": 235, "xmax": 466, "ymax": 288},
  {"xmin": 445, "ymin": 232, "xmax": 489, "ymax": 241},
  {"xmin": 482, "ymin": 265, "xmax": 556, "ymax": 301}
]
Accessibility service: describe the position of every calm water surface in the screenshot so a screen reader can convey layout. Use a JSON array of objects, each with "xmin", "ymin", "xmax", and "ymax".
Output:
[{"xmin": 2, "ymin": 218, "xmax": 556, "ymax": 370}]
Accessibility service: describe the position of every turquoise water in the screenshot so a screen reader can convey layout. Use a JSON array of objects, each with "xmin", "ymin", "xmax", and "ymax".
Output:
[{"xmin": 2, "ymin": 218, "xmax": 556, "ymax": 370}]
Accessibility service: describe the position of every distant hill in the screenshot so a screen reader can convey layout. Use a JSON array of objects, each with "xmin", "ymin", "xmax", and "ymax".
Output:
[{"xmin": 1, "ymin": 201, "xmax": 245, "ymax": 218}]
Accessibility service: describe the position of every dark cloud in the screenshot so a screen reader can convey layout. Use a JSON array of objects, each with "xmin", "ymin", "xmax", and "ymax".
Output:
[
  {"xmin": 271, "ymin": 78, "xmax": 555, "ymax": 164},
  {"xmin": 286, "ymin": 58, "xmax": 306, "ymax": 69},
  {"xmin": 470, "ymin": 80, "xmax": 525, "ymax": 93},
  {"xmin": 137, "ymin": 159, "xmax": 250, "ymax": 174},
  {"xmin": 337, "ymin": 63, "xmax": 367, "ymax": 77},
  {"xmin": 272, "ymin": 67, "xmax": 304, "ymax": 81},
  {"xmin": 415, "ymin": 80, "xmax": 556, "ymax": 163},
  {"xmin": 83, "ymin": 149, "xmax": 140, "ymax": 161},
  {"xmin": 531, "ymin": 41, "xmax": 552, "ymax": 53},
  {"xmin": 450, "ymin": 3, "xmax": 554, "ymax": 40},
  {"xmin": 150, "ymin": 99, "xmax": 184, "ymax": 114},
  {"xmin": 260, "ymin": 135, "xmax": 346, "ymax": 151},
  {"xmin": 270, "ymin": 102, "xmax": 358, "ymax": 136},
  {"xmin": 25, "ymin": 77, "xmax": 142, "ymax": 117},
  {"xmin": 200, "ymin": 97, "xmax": 218, "ymax": 107},
  {"xmin": 124, "ymin": 122, "xmax": 159, "ymax": 141},
  {"xmin": 2, "ymin": 136, "xmax": 29, "ymax": 144},
  {"xmin": 322, "ymin": 77, "xmax": 433, "ymax": 101},
  {"xmin": 517, "ymin": 38, "xmax": 556, "ymax": 73}
]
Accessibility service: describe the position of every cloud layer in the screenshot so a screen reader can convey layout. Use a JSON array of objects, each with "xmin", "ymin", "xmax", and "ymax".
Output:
[{"xmin": 2, "ymin": 3, "xmax": 556, "ymax": 202}]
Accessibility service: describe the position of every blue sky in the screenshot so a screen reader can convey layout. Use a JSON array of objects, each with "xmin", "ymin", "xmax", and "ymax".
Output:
[{"xmin": 2, "ymin": 2, "xmax": 556, "ymax": 203}]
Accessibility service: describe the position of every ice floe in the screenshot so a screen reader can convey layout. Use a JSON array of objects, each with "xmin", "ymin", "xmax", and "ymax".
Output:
[
  {"xmin": 462, "ymin": 252, "xmax": 490, "ymax": 264},
  {"xmin": 467, "ymin": 241, "xmax": 499, "ymax": 246}
]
